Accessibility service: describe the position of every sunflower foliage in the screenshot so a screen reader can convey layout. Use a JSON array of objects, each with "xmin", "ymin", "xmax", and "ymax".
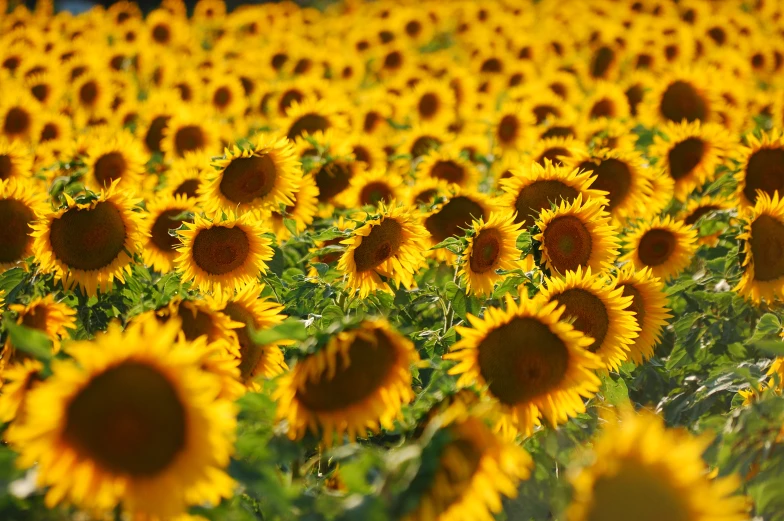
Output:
[{"xmin": 2, "ymin": 0, "xmax": 784, "ymax": 520}]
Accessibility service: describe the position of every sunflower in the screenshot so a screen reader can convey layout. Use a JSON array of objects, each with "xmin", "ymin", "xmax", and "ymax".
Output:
[
  {"xmin": 622, "ymin": 216, "xmax": 698, "ymax": 281},
  {"xmin": 415, "ymin": 147, "xmax": 480, "ymax": 190},
  {"xmin": 0, "ymin": 137, "xmax": 33, "ymax": 181},
  {"xmin": 0, "ymin": 90, "xmax": 39, "ymax": 142},
  {"xmin": 529, "ymin": 136, "xmax": 585, "ymax": 168},
  {"xmin": 32, "ymin": 184, "xmax": 144, "ymax": 296},
  {"xmin": 83, "ymin": 131, "xmax": 147, "ymax": 192},
  {"xmin": 71, "ymin": 70, "xmax": 112, "ymax": 115},
  {"xmin": 567, "ymin": 408, "xmax": 747, "ymax": 521},
  {"xmin": 534, "ymin": 195, "xmax": 620, "ymax": 276},
  {"xmin": 404, "ymin": 405, "xmax": 532, "ymax": 521},
  {"xmin": 6, "ymin": 319, "xmax": 237, "ymax": 519},
  {"xmin": 279, "ymin": 99, "xmax": 348, "ymax": 142},
  {"xmin": 24, "ymin": 72, "xmax": 64, "ymax": 109},
  {"xmin": 3, "ymin": 295, "xmax": 76, "ymax": 365},
  {"xmin": 201, "ymin": 134, "xmax": 300, "ymax": 217},
  {"xmin": 205, "ymin": 74, "xmax": 247, "ymax": 118},
  {"xmin": 499, "ymin": 160, "xmax": 607, "ymax": 228},
  {"xmin": 459, "ymin": 213, "xmax": 523, "ymax": 297},
  {"xmin": 734, "ymin": 128, "xmax": 784, "ymax": 207},
  {"xmin": 406, "ymin": 178, "xmax": 452, "ymax": 209},
  {"xmin": 274, "ymin": 319, "xmax": 418, "ymax": 446},
  {"xmin": 339, "ymin": 203, "xmax": 428, "ymax": 297},
  {"xmin": 423, "ymin": 188, "xmax": 495, "ymax": 262},
  {"xmin": 175, "ymin": 212, "xmax": 274, "ymax": 295},
  {"xmin": 678, "ymin": 194, "xmax": 734, "ymax": 247},
  {"xmin": 0, "ymin": 178, "xmax": 48, "ymax": 269},
  {"xmin": 540, "ymin": 266, "xmax": 638, "ymax": 371},
  {"xmin": 343, "ymin": 132, "xmax": 387, "ymax": 171},
  {"xmin": 583, "ymin": 82, "xmax": 631, "ymax": 121},
  {"xmin": 269, "ymin": 173, "xmax": 320, "ymax": 241},
  {"xmin": 610, "ymin": 265, "xmax": 671, "ymax": 364},
  {"xmin": 36, "ymin": 110, "xmax": 72, "ymax": 145},
  {"xmin": 165, "ymin": 152, "xmax": 209, "ymax": 201},
  {"xmin": 735, "ymin": 192, "xmax": 784, "ymax": 304},
  {"xmin": 404, "ymin": 79, "xmax": 456, "ymax": 128},
  {"xmin": 214, "ymin": 283, "xmax": 288, "ymax": 389},
  {"xmin": 339, "ymin": 167, "xmax": 404, "ymax": 209},
  {"xmin": 639, "ymin": 67, "xmax": 720, "ymax": 126},
  {"xmin": 492, "ymin": 100, "xmax": 535, "ymax": 152},
  {"xmin": 445, "ymin": 294, "xmax": 601, "ymax": 436},
  {"xmin": 141, "ymin": 194, "xmax": 193, "ymax": 273},
  {"xmin": 160, "ymin": 107, "xmax": 219, "ymax": 160},
  {"xmin": 564, "ymin": 148, "xmax": 652, "ymax": 221},
  {"xmin": 400, "ymin": 122, "xmax": 453, "ymax": 159},
  {"xmin": 649, "ymin": 121, "xmax": 732, "ymax": 201},
  {"xmin": 0, "ymin": 359, "xmax": 44, "ymax": 431}
]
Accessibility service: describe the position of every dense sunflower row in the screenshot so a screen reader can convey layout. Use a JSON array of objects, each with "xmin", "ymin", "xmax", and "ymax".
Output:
[{"xmin": 0, "ymin": 0, "xmax": 783, "ymax": 520}]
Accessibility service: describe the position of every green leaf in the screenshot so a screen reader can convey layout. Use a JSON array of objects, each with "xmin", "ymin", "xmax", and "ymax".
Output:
[
  {"xmin": 429, "ymin": 237, "xmax": 462, "ymax": 252},
  {"xmin": 751, "ymin": 340, "xmax": 784, "ymax": 356},
  {"xmin": 3, "ymin": 320, "xmax": 53, "ymax": 362},
  {"xmin": 600, "ymin": 374, "xmax": 630, "ymax": 406},
  {"xmin": 747, "ymin": 313, "xmax": 783, "ymax": 345},
  {"xmin": 516, "ymin": 231, "xmax": 532, "ymax": 252},
  {"xmin": 247, "ymin": 317, "xmax": 309, "ymax": 346},
  {"xmin": 284, "ymin": 218, "xmax": 299, "ymax": 236},
  {"xmin": 321, "ymin": 305, "xmax": 344, "ymax": 324}
]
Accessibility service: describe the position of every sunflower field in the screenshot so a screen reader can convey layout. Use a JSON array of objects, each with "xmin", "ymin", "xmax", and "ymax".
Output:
[{"xmin": 2, "ymin": 0, "xmax": 784, "ymax": 519}]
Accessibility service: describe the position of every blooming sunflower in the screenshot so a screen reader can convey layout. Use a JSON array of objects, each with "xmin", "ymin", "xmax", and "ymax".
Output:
[
  {"xmin": 610, "ymin": 265, "xmax": 672, "ymax": 364},
  {"xmin": 214, "ymin": 283, "xmax": 288, "ymax": 389},
  {"xmin": 649, "ymin": 121, "xmax": 732, "ymax": 201},
  {"xmin": 735, "ymin": 192, "xmax": 784, "ymax": 304},
  {"xmin": 161, "ymin": 107, "xmax": 219, "ymax": 160},
  {"xmin": 0, "ymin": 178, "xmax": 48, "ymax": 270},
  {"xmin": 274, "ymin": 319, "xmax": 419, "ymax": 446},
  {"xmin": 423, "ymin": 188, "xmax": 495, "ymax": 262},
  {"xmin": 678, "ymin": 194, "xmax": 734, "ymax": 247},
  {"xmin": 0, "ymin": 138, "xmax": 33, "ymax": 181},
  {"xmin": 279, "ymin": 98, "xmax": 348, "ymax": 141},
  {"xmin": 83, "ymin": 131, "xmax": 147, "ymax": 192},
  {"xmin": 175, "ymin": 212, "xmax": 274, "ymax": 295},
  {"xmin": 401, "ymin": 122, "xmax": 453, "ymax": 159},
  {"xmin": 415, "ymin": 147, "xmax": 480, "ymax": 190},
  {"xmin": 534, "ymin": 195, "xmax": 620, "ymax": 276},
  {"xmin": 339, "ymin": 203, "xmax": 428, "ymax": 297},
  {"xmin": 540, "ymin": 267, "xmax": 638, "ymax": 371},
  {"xmin": 445, "ymin": 294, "xmax": 602, "ymax": 436},
  {"xmin": 142, "ymin": 194, "xmax": 193, "ymax": 273},
  {"xmin": 459, "ymin": 212, "xmax": 523, "ymax": 297},
  {"xmin": 529, "ymin": 136, "xmax": 585, "ymax": 167},
  {"xmin": 734, "ymin": 128, "xmax": 784, "ymax": 207},
  {"xmin": 564, "ymin": 148, "xmax": 653, "ymax": 222},
  {"xmin": 6, "ymin": 319, "xmax": 237, "ymax": 519},
  {"xmin": 269, "ymin": 173, "xmax": 320, "ymax": 241},
  {"xmin": 36, "ymin": 110, "xmax": 72, "ymax": 145},
  {"xmin": 165, "ymin": 152, "xmax": 209, "ymax": 201},
  {"xmin": 0, "ymin": 359, "xmax": 44, "ymax": 431},
  {"xmin": 567, "ymin": 409, "xmax": 747, "ymax": 521},
  {"xmin": 499, "ymin": 161, "xmax": 606, "ymax": 228},
  {"xmin": 201, "ymin": 135, "xmax": 300, "ymax": 217},
  {"xmin": 583, "ymin": 82, "xmax": 631, "ymax": 121},
  {"xmin": 0, "ymin": 90, "xmax": 39, "ymax": 142},
  {"xmin": 404, "ymin": 405, "xmax": 532, "ymax": 521},
  {"xmin": 406, "ymin": 178, "xmax": 452, "ymax": 208},
  {"xmin": 206, "ymin": 74, "xmax": 247, "ymax": 117},
  {"xmin": 622, "ymin": 216, "xmax": 698, "ymax": 281},
  {"xmin": 3, "ymin": 295, "xmax": 76, "ymax": 365},
  {"xmin": 492, "ymin": 100, "xmax": 535, "ymax": 152},
  {"xmin": 639, "ymin": 66, "xmax": 720, "ymax": 126},
  {"xmin": 339, "ymin": 167, "xmax": 404, "ymax": 209},
  {"xmin": 32, "ymin": 184, "xmax": 144, "ymax": 296}
]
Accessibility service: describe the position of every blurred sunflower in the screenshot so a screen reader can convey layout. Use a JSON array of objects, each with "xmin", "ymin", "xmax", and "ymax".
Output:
[
  {"xmin": 401, "ymin": 122, "xmax": 452, "ymax": 159},
  {"xmin": 650, "ymin": 121, "xmax": 732, "ymax": 200},
  {"xmin": 492, "ymin": 100, "xmax": 535, "ymax": 152},
  {"xmin": 735, "ymin": 192, "xmax": 784, "ymax": 304},
  {"xmin": 735, "ymin": 129, "xmax": 784, "ymax": 207},
  {"xmin": 214, "ymin": 282, "xmax": 288, "ymax": 389},
  {"xmin": 622, "ymin": 216, "xmax": 698, "ymax": 281},
  {"xmin": 3, "ymin": 295, "xmax": 76, "ymax": 364},
  {"xmin": 275, "ymin": 319, "xmax": 418, "ymax": 445},
  {"xmin": 540, "ymin": 266, "xmax": 638, "ymax": 371},
  {"xmin": 35, "ymin": 111, "xmax": 72, "ymax": 145},
  {"xmin": 0, "ymin": 359, "xmax": 44, "ymax": 432},
  {"xmin": 678, "ymin": 194, "xmax": 734, "ymax": 247},
  {"xmin": 445, "ymin": 294, "xmax": 601, "ymax": 436},
  {"xmin": 406, "ymin": 177, "xmax": 452, "ymax": 209},
  {"xmin": 611, "ymin": 265, "xmax": 671, "ymax": 364},
  {"xmin": 639, "ymin": 67, "xmax": 720, "ymax": 125},
  {"xmin": 175, "ymin": 212, "xmax": 274, "ymax": 295},
  {"xmin": 499, "ymin": 161, "xmax": 606, "ymax": 228},
  {"xmin": 279, "ymin": 99, "xmax": 348, "ymax": 141},
  {"xmin": 460, "ymin": 212, "xmax": 523, "ymax": 297},
  {"xmin": 0, "ymin": 178, "xmax": 48, "ymax": 269},
  {"xmin": 32, "ymin": 184, "xmax": 144, "ymax": 295},
  {"xmin": 0, "ymin": 90, "xmax": 39, "ymax": 142},
  {"xmin": 339, "ymin": 203, "xmax": 428, "ymax": 297},
  {"xmin": 7, "ymin": 319, "xmax": 236, "ymax": 519},
  {"xmin": 567, "ymin": 409, "xmax": 747, "ymax": 521},
  {"xmin": 534, "ymin": 195, "xmax": 620, "ymax": 276},
  {"xmin": 530, "ymin": 136, "xmax": 585, "ymax": 168},
  {"xmin": 142, "ymin": 194, "xmax": 193, "ymax": 273},
  {"xmin": 339, "ymin": 167, "xmax": 404, "ymax": 208},
  {"xmin": 423, "ymin": 188, "xmax": 495, "ymax": 262},
  {"xmin": 161, "ymin": 107, "xmax": 219, "ymax": 159},
  {"xmin": 415, "ymin": 147, "xmax": 480, "ymax": 190},
  {"xmin": 202, "ymin": 135, "xmax": 300, "ymax": 217},
  {"xmin": 583, "ymin": 82, "xmax": 631, "ymax": 121},
  {"xmin": 269, "ymin": 173, "xmax": 320, "ymax": 241},
  {"xmin": 166, "ymin": 153, "xmax": 209, "ymax": 201},
  {"xmin": 404, "ymin": 79, "xmax": 456, "ymax": 127},
  {"xmin": 404, "ymin": 406, "xmax": 532, "ymax": 521},
  {"xmin": 83, "ymin": 131, "xmax": 147, "ymax": 191},
  {"xmin": 0, "ymin": 138, "xmax": 33, "ymax": 181}
]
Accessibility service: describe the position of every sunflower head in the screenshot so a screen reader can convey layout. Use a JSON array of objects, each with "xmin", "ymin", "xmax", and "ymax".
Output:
[
  {"xmin": 423, "ymin": 188, "xmax": 495, "ymax": 262},
  {"xmin": 460, "ymin": 212, "xmax": 523, "ymax": 297},
  {"xmin": 622, "ymin": 215, "xmax": 698, "ymax": 281},
  {"xmin": 83, "ymin": 130, "xmax": 147, "ymax": 192},
  {"xmin": 4, "ymin": 295, "xmax": 76, "ymax": 363},
  {"xmin": 142, "ymin": 194, "xmax": 194, "ymax": 273},
  {"xmin": 445, "ymin": 294, "xmax": 602, "ymax": 436},
  {"xmin": 735, "ymin": 129, "xmax": 784, "ymax": 207},
  {"xmin": 735, "ymin": 191, "xmax": 784, "ymax": 304},
  {"xmin": 0, "ymin": 178, "xmax": 49, "ymax": 270},
  {"xmin": 274, "ymin": 319, "xmax": 419, "ymax": 446}
]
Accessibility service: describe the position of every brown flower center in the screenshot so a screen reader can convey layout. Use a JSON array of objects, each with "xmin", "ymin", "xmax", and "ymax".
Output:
[
  {"xmin": 497, "ymin": 115, "xmax": 519, "ymax": 144},
  {"xmin": 536, "ymin": 147, "xmax": 570, "ymax": 167},
  {"xmin": 287, "ymin": 113, "xmax": 329, "ymax": 140},
  {"xmin": 743, "ymin": 148, "xmax": 784, "ymax": 204},
  {"xmin": 425, "ymin": 196, "xmax": 486, "ymax": 242},
  {"xmin": 152, "ymin": 23, "xmax": 171, "ymax": 44},
  {"xmin": 514, "ymin": 180, "xmax": 579, "ymax": 227},
  {"xmin": 638, "ymin": 229, "xmax": 676, "ymax": 267},
  {"xmin": 543, "ymin": 215, "xmax": 593, "ymax": 273},
  {"xmin": 418, "ymin": 93, "xmax": 439, "ymax": 119},
  {"xmin": 430, "ymin": 160, "xmax": 466, "ymax": 184},
  {"xmin": 749, "ymin": 214, "xmax": 784, "ymax": 282},
  {"xmin": 477, "ymin": 317, "xmax": 570, "ymax": 405},
  {"xmin": 150, "ymin": 209, "xmax": 188, "ymax": 254},
  {"xmin": 353, "ymin": 218, "xmax": 403, "ymax": 272},
  {"xmin": 4, "ymin": 107, "xmax": 31, "ymax": 137},
  {"xmin": 49, "ymin": 201, "xmax": 127, "ymax": 271},
  {"xmin": 551, "ymin": 288, "xmax": 609, "ymax": 353},
  {"xmin": 589, "ymin": 158, "xmax": 632, "ymax": 211},
  {"xmin": 659, "ymin": 80, "xmax": 708, "ymax": 123},
  {"xmin": 219, "ymin": 155, "xmax": 278, "ymax": 204},
  {"xmin": 0, "ymin": 199, "xmax": 35, "ymax": 263},
  {"xmin": 296, "ymin": 328, "xmax": 399, "ymax": 411},
  {"xmin": 668, "ymin": 137, "xmax": 705, "ymax": 181},
  {"xmin": 191, "ymin": 225, "xmax": 251, "ymax": 275},
  {"xmin": 63, "ymin": 362, "xmax": 185, "ymax": 476},
  {"xmin": 359, "ymin": 181, "xmax": 393, "ymax": 206},
  {"xmin": 93, "ymin": 151, "xmax": 128, "ymax": 187},
  {"xmin": 591, "ymin": 46, "xmax": 615, "ymax": 78},
  {"xmin": 0, "ymin": 155, "xmax": 15, "ymax": 180},
  {"xmin": 174, "ymin": 125, "xmax": 206, "ymax": 157},
  {"xmin": 589, "ymin": 98, "xmax": 615, "ymax": 119},
  {"xmin": 144, "ymin": 115, "xmax": 171, "ymax": 153},
  {"xmin": 469, "ymin": 228, "xmax": 502, "ymax": 274},
  {"xmin": 315, "ymin": 161, "xmax": 353, "ymax": 202}
]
